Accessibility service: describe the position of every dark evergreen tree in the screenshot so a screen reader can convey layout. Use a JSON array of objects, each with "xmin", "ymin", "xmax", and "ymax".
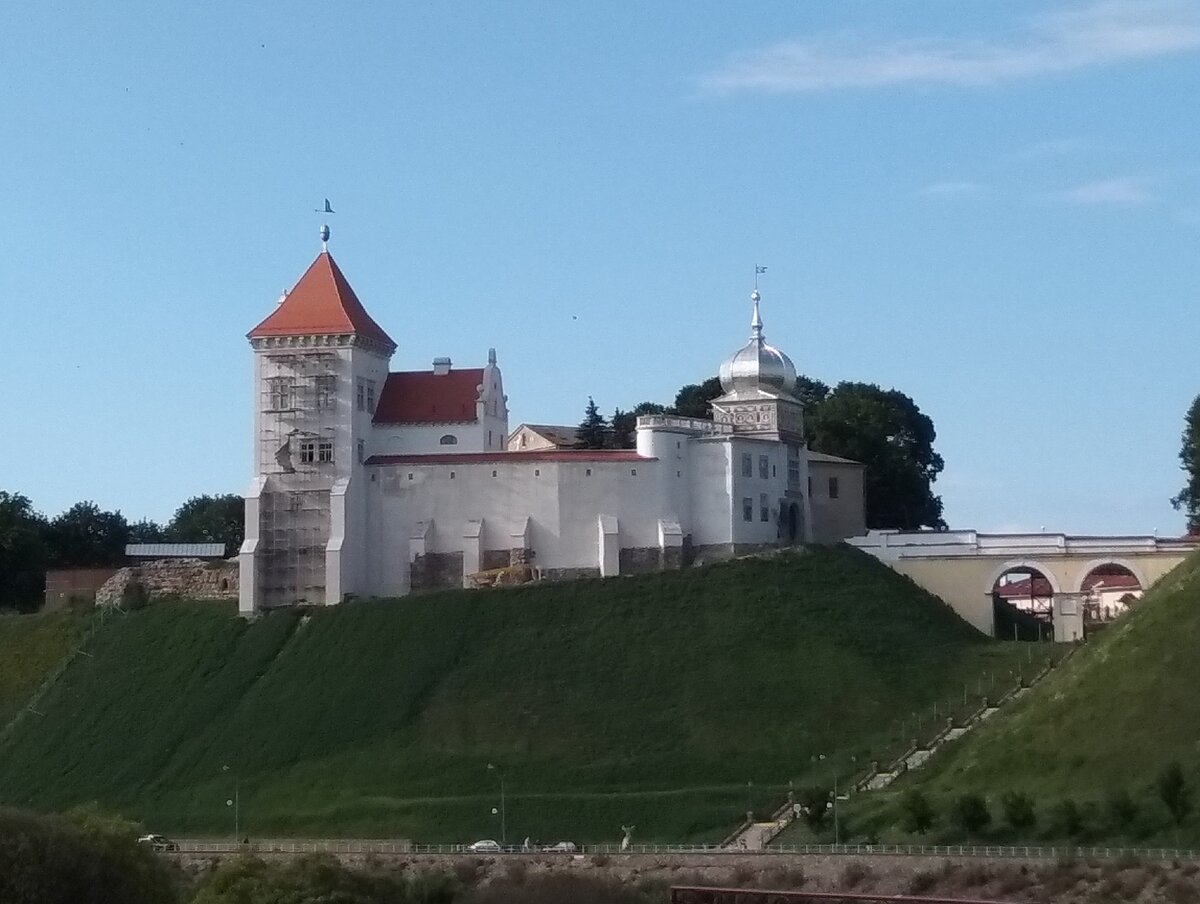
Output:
[{"xmin": 576, "ymin": 397, "xmax": 609, "ymax": 449}]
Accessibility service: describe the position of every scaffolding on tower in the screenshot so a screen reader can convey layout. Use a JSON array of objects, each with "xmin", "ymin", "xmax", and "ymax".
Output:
[{"xmin": 256, "ymin": 350, "xmax": 342, "ymax": 608}]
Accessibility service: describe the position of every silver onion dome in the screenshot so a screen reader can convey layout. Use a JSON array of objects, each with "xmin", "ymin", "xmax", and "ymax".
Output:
[{"xmin": 717, "ymin": 289, "xmax": 798, "ymax": 398}]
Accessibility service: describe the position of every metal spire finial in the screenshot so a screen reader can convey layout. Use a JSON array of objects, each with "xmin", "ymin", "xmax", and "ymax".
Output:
[
  {"xmin": 315, "ymin": 198, "xmax": 335, "ymax": 252},
  {"xmin": 751, "ymin": 265, "xmax": 767, "ymax": 339}
]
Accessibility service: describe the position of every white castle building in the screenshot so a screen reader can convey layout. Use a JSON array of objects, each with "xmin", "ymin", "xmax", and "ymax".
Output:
[{"xmin": 238, "ymin": 238, "xmax": 866, "ymax": 613}]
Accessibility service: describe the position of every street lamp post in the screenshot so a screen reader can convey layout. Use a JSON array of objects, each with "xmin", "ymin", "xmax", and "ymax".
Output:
[
  {"xmin": 487, "ymin": 763, "xmax": 506, "ymax": 846},
  {"xmin": 222, "ymin": 764, "xmax": 239, "ymax": 842}
]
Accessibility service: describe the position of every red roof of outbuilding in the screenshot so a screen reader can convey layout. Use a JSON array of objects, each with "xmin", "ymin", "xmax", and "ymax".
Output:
[
  {"xmin": 373, "ymin": 369, "xmax": 486, "ymax": 425},
  {"xmin": 366, "ymin": 450, "xmax": 653, "ymax": 465},
  {"xmin": 248, "ymin": 252, "xmax": 396, "ymax": 349}
]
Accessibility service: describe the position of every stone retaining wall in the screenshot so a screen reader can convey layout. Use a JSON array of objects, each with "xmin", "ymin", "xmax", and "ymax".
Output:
[{"xmin": 95, "ymin": 558, "xmax": 238, "ymax": 607}]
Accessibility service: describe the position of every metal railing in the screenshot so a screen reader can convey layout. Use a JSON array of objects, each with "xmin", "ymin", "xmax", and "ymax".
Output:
[{"xmin": 171, "ymin": 839, "xmax": 1200, "ymax": 861}]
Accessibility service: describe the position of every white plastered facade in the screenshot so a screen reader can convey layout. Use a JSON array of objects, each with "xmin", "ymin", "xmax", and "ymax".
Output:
[{"xmin": 239, "ymin": 263, "xmax": 862, "ymax": 614}]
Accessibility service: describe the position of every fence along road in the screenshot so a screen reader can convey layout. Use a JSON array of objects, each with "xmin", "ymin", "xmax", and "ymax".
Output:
[{"xmin": 169, "ymin": 840, "xmax": 1200, "ymax": 861}]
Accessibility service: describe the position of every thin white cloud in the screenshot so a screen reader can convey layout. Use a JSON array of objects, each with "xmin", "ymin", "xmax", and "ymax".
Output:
[
  {"xmin": 921, "ymin": 180, "xmax": 989, "ymax": 197},
  {"xmin": 701, "ymin": 1, "xmax": 1200, "ymax": 94},
  {"xmin": 1060, "ymin": 177, "xmax": 1154, "ymax": 204}
]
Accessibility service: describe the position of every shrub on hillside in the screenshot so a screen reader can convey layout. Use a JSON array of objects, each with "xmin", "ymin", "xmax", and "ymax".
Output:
[
  {"xmin": 0, "ymin": 807, "xmax": 177, "ymax": 904},
  {"xmin": 1001, "ymin": 790, "xmax": 1036, "ymax": 834},
  {"xmin": 464, "ymin": 873, "xmax": 661, "ymax": 904},
  {"xmin": 901, "ymin": 788, "xmax": 935, "ymax": 834},
  {"xmin": 1106, "ymin": 788, "xmax": 1139, "ymax": 832},
  {"xmin": 1048, "ymin": 798, "xmax": 1085, "ymax": 838},
  {"xmin": 191, "ymin": 853, "xmax": 458, "ymax": 904},
  {"xmin": 952, "ymin": 793, "xmax": 991, "ymax": 835},
  {"xmin": 797, "ymin": 785, "xmax": 832, "ymax": 831},
  {"xmin": 1159, "ymin": 762, "xmax": 1193, "ymax": 830}
]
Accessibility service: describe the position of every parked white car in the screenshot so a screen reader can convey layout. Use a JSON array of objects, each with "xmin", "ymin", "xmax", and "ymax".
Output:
[
  {"xmin": 467, "ymin": 839, "xmax": 503, "ymax": 853},
  {"xmin": 541, "ymin": 841, "xmax": 578, "ymax": 852},
  {"xmin": 137, "ymin": 834, "xmax": 179, "ymax": 852}
]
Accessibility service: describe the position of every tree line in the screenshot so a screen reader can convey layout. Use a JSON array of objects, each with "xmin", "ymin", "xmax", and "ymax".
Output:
[
  {"xmin": 576, "ymin": 375, "xmax": 947, "ymax": 532},
  {"xmin": 0, "ymin": 493, "xmax": 243, "ymax": 611}
]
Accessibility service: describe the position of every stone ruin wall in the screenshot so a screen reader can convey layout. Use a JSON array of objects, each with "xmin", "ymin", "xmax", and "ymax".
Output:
[{"xmin": 95, "ymin": 558, "xmax": 239, "ymax": 607}]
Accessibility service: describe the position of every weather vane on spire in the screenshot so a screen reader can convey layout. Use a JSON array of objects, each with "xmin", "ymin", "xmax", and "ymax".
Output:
[
  {"xmin": 315, "ymin": 198, "xmax": 335, "ymax": 251},
  {"xmin": 754, "ymin": 264, "xmax": 767, "ymax": 291}
]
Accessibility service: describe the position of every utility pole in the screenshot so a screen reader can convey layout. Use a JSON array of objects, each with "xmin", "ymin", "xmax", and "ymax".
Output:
[{"xmin": 487, "ymin": 763, "xmax": 506, "ymax": 846}]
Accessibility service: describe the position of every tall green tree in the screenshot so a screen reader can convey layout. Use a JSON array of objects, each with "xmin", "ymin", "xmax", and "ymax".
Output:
[
  {"xmin": 128, "ymin": 518, "xmax": 166, "ymax": 544},
  {"xmin": 611, "ymin": 402, "xmax": 667, "ymax": 449},
  {"xmin": 0, "ymin": 492, "xmax": 50, "ymax": 611},
  {"xmin": 167, "ymin": 494, "xmax": 244, "ymax": 556},
  {"xmin": 671, "ymin": 377, "xmax": 723, "ymax": 419},
  {"xmin": 576, "ymin": 397, "xmax": 609, "ymax": 449},
  {"xmin": 810, "ymin": 382, "xmax": 946, "ymax": 530},
  {"xmin": 44, "ymin": 501, "xmax": 129, "ymax": 568},
  {"xmin": 1171, "ymin": 394, "xmax": 1200, "ymax": 533}
]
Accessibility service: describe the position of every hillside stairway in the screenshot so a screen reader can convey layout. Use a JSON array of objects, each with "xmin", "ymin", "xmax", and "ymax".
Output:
[{"xmin": 723, "ymin": 645, "xmax": 1075, "ymax": 850}]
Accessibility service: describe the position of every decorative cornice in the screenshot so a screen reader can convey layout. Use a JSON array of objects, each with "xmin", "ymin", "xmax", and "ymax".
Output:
[{"xmin": 250, "ymin": 333, "xmax": 395, "ymax": 356}]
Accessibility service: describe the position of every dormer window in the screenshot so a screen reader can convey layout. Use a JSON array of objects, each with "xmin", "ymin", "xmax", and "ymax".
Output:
[{"xmin": 439, "ymin": 434, "xmax": 458, "ymax": 445}]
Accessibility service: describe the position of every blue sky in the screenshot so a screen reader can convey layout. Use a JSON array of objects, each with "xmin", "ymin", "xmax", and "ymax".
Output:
[{"xmin": 2, "ymin": 1, "xmax": 1197, "ymax": 534}]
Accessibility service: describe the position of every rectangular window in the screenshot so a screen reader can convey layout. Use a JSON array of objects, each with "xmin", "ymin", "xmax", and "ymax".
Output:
[
  {"xmin": 807, "ymin": 475, "xmax": 812, "ymax": 495},
  {"xmin": 318, "ymin": 441, "xmax": 334, "ymax": 463},
  {"xmin": 315, "ymin": 375, "xmax": 336, "ymax": 409},
  {"xmin": 366, "ymin": 380, "xmax": 376, "ymax": 413},
  {"xmin": 299, "ymin": 440, "xmax": 315, "ymax": 463},
  {"xmin": 760, "ymin": 493, "xmax": 770, "ymax": 522},
  {"xmin": 356, "ymin": 439, "xmax": 365, "ymax": 464},
  {"xmin": 742, "ymin": 497, "xmax": 753, "ymax": 522},
  {"xmin": 741, "ymin": 453, "xmax": 753, "ymax": 478},
  {"xmin": 356, "ymin": 378, "xmax": 365, "ymax": 411},
  {"xmin": 829, "ymin": 476, "xmax": 840, "ymax": 499},
  {"xmin": 269, "ymin": 377, "xmax": 294, "ymax": 410},
  {"xmin": 758, "ymin": 455, "xmax": 769, "ymax": 479},
  {"xmin": 788, "ymin": 454, "xmax": 801, "ymax": 486}
]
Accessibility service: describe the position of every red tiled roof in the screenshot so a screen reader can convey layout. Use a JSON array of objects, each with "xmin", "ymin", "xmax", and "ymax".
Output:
[
  {"xmin": 994, "ymin": 576, "xmax": 1053, "ymax": 599},
  {"xmin": 1081, "ymin": 571, "xmax": 1141, "ymax": 592},
  {"xmin": 248, "ymin": 252, "xmax": 396, "ymax": 348},
  {"xmin": 373, "ymin": 369, "xmax": 486, "ymax": 425},
  {"xmin": 366, "ymin": 450, "xmax": 653, "ymax": 465}
]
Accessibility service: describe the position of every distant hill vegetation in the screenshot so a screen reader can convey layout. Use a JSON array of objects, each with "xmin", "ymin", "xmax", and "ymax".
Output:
[{"xmin": 0, "ymin": 547, "xmax": 1029, "ymax": 842}]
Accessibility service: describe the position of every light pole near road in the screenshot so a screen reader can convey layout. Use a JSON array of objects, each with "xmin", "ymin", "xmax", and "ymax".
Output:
[
  {"xmin": 222, "ymin": 764, "xmax": 239, "ymax": 842},
  {"xmin": 487, "ymin": 763, "xmax": 506, "ymax": 845}
]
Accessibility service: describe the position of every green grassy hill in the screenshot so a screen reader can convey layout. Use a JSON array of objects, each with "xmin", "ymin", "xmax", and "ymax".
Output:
[
  {"xmin": 848, "ymin": 551, "xmax": 1200, "ymax": 845},
  {"xmin": 0, "ymin": 609, "xmax": 86, "ymax": 727},
  {"xmin": 0, "ymin": 547, "xmax": 1031, "ymax": 842}
]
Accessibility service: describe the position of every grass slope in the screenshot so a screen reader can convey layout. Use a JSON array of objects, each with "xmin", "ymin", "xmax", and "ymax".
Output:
[
  {"xmin": 0, "ymin": 547, "xmax": 1028, "ymax": 842},
  {"xmin": 852, "ymin": 551, "xmax": 1200, "ymax": 844},
  {"xmin": 0, "ymin": 609, "xmax": 86, "ymax": 727}
]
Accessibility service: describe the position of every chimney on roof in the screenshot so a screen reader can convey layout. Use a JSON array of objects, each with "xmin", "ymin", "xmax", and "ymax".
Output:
[{"xmin": 432, "ymin": 357, "xmax": 452, "ymax": 376}]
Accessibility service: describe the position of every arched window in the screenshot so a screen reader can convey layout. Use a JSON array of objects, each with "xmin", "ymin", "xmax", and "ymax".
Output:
[{"xmin": 439, "ymin": 434, "xmax": 458, "ymax": 445}]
